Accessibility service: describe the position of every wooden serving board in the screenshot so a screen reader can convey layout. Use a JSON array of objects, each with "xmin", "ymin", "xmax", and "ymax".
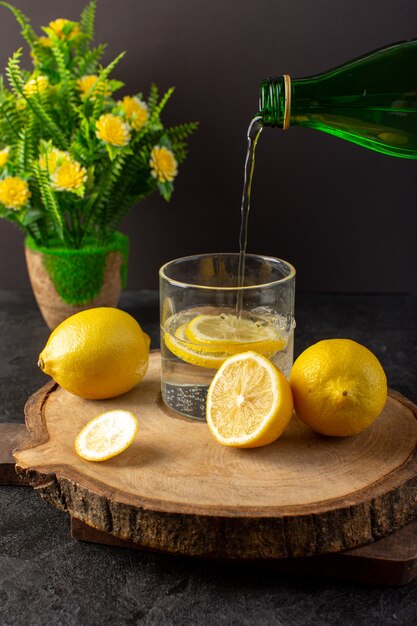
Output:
[
  {"xmin": 2, "ymin": 425, "xmax": 417, "ymax": 585},
  {"xmin": 10, "ymin": 353, "xmax": 417, "ymax": 563}
]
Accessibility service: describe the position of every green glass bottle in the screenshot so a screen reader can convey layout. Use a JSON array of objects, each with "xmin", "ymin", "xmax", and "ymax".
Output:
[{"xmin": 259, "ymin": 39, "xmax": 417, "ymax": 158}]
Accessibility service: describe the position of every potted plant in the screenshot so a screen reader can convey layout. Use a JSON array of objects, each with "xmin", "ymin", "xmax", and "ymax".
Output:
[{"xmin": 0, "ymin": 1, "xmax": 197, "ymax": 328}]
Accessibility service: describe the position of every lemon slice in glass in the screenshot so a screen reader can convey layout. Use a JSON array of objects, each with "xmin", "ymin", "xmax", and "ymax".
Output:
[
  {"xmin": 75, "ymin": 410, "xmax": 139, "ymax": 462},
  {"xmin": 164, "ymin": 323, "xmax": 229, "ymax": 369},
  {"xmin": 185, "ymin": 313, "xmax": 284, "ymax": 357},
  {"xmin": 206, "ymin": 351, "xmax": 293, "ymax": 448}
]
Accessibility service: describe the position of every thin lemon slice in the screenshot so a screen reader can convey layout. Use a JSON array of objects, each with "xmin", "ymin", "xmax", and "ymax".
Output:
[
  {"xmin": 185, "ymin": 314, "xmax": 284, "ymax": 357},
  {"xmin": 174, "ymin": 323, "xmax": 233, "ymax": 355},
  {"xmin": 75, "ymin": 410, "xmax": 139, "ymax": 462},
  {"xmin": 164, "ymin": 324, "xmax": 229, "ymax": 369},
  {"xmin": 206, "ymin": 351, "xmax": 293, "ymax": 448}
]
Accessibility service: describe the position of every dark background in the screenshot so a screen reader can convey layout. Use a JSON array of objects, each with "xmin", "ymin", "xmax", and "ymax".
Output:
[{"xmin": 0, "ymin": 0, "xmax": 415, "ymax": 293}]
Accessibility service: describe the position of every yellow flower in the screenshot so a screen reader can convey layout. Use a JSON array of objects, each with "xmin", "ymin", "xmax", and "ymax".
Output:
[
  {"xmin": 0, "ymin": 177, "xmax": 31, "ymax": 210},
  {"xmin": 0, "ymin": 148, "xmax": 10, "ymax": 168},
  {"xmin": 120, "ymin": 96, "xmax": 149, "ymax": 131},
  {"xmin": 39, "ymin": 149, "xmax": 70, "ymax": 174},
  {"xmin": 95, "ymin": 114, "xmax": 131, "ymax": 147},
  {"xmin": 38, "ymin": 36, "xmax": 52, "ymax": 47},
  {"xmin": 52, "ymin": 160, "xmax": 87, "ymax": 192},
  {"xmin": 23, "ymin": 75, "xmax": 49, "ymax": 98},
  {"xmin": 150, "ymin": 146, "xmax": 178, "ymax": 183},
  {"xmin": 77, "ymin": 75, "xmax": 111, "ymax": 99},
  {"xmin": 48, "ymin": 19, "xmax": 80, "ymax": 39}
]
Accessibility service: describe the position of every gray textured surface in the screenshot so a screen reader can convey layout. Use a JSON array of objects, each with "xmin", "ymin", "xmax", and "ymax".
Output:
[{"xmin": 0, "ymin": 290, "xmax": 417, "ymax": 625}]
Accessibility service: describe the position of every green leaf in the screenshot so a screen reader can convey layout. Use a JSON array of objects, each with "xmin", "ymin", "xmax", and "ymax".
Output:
[
  {"xmin": 21, "ymin": 207, "xmax": 43, "ymax": 226},
  {"xmin": 79, "ymin": 115, "xmax": 91, "ymax": 141},
  {"xmin": 15, "ymin": 128, "xmax": 35, "ymax": 173},
  {"xmin": 158, "ymin": 134, "xmax": 172, "ymax": 149},
  {"xmin": 108, "ymin": 79, "xmax": 125, "ymax": 93},
  {"xmin": 0, "ymin": 2, "xmax": 38, "ymax": 48},
  {"xmin": 152, "ymin": 87, "xmax": 175, "ymax": 121},
  {"xmin": 33, "ymin": 162, "xmax": 66, "ymax": 243},
  {"xmin": 83, "ymin": 152, "xmax": 126, "ymax": 238},
  {"xmin": 105, "ymin": 144, "xmax": 120, "ymax": 161},
  {"xmin": 38, "ymin": 139, "xmax": 54, "ymax": 155},
  {"xmin": 6, "ymin": 50, "xmax": 68, "ymax": 149},
  {"xmin": 0, "ymin": 99, "xmax": 23, "ymax": 140},
  {"xmin": 48, "ymin": 34, "xmax": 77, "ymax": 115},
  {"xmin": 5, "ymin": 49, "xmax": 25, "ymax": 98},
  {"xmin": 30, "ymin": 40, "xmax": 55, "ymax": 73},
  {"xmin": 171, "ymin": 142, "xmax": 189, "ymax": 164},
  {"xmin": 79, "ymin": 0, "xmax": 96, "ymax": 49},
  {"xmin": 157, "ymin": 180, "xmax": 173, "ymax": 201},
  {"xmin": 62, "ymin": 21, "xmax": 79, "ymax": 37},
  {"xmin": 0, "ymin": 203, "xmax": 19, "ymax": 222},
  {"xmin": 85, "ymin": 165, "xmax": 95, "ymax": 190},
  {"xmin": 147, "ymin": 83, "xmax": 159, "ymax": 112},
  {"xmin": 72, "ymin": 185, "xmax": 85, "ymax": 198},
  {"xmin": 83, "ymin": 51, "xmax": 126, "ymax": 102},
  {"xmin": 76, "ymin": 44, "xmax": 106, "ymax": 76},
  {"xmin": 0, "ymin": 74, "xmax": 6, "ymax": 99},
  {"xmin": 166, "ymin": 121, "xmax": 199, "ymax": 142}
]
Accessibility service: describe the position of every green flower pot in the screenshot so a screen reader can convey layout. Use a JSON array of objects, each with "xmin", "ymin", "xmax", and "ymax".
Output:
[{"xmin": 25, "ymin": 232, "xmax": 129, "ymax": 329}]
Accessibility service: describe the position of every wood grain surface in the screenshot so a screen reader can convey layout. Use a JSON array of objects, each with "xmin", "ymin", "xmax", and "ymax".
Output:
[{"xmin": 13, "ymin": 352, "xmax": 417, "ymax": 559}]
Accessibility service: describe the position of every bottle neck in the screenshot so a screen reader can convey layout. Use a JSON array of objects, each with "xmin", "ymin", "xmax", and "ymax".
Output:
[{"xmin": 259, "ymin": 75, "xmax": 291, "ymax": 129}]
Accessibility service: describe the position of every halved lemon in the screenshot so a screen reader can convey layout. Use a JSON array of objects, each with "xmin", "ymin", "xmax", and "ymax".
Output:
[
  {"xmin": 164, "ymin": 324, "xmax": 229, "ymax": 369},
  {"xmin": 206, "ymin": 351, "xmax": 294, "ymax": 448},
  {"xmin": 75, "ymin": 410, "xmax": 139, "ymax": 462},
  {"xmin": 185, "ymin": 313, "xmax": 284, "ymax": 356}
]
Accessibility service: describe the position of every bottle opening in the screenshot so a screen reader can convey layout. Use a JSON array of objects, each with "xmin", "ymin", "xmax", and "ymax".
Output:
[{"xmin": 259, "ymin": 77, "xmax": 286, "ymax": 128}]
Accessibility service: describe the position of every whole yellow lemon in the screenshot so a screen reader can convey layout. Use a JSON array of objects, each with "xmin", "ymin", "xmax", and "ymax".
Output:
[
  {"xmin": 289, "ymin": 339, "xmax": 387, "ymax": 437},
  {"xmin": 38, "ymin": 307, "xmax": 150, "ymax": 399}
]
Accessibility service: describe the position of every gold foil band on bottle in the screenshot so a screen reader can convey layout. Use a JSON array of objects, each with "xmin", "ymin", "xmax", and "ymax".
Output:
[{"xmin": 283, "ymin": 74, "xmax": 291, "ymax": 130}]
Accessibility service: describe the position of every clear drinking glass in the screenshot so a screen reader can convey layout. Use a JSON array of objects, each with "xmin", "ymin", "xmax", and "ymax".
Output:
[{"xmin": 159, "ymin": 253, "xmax": 296, "ymax": 420}]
